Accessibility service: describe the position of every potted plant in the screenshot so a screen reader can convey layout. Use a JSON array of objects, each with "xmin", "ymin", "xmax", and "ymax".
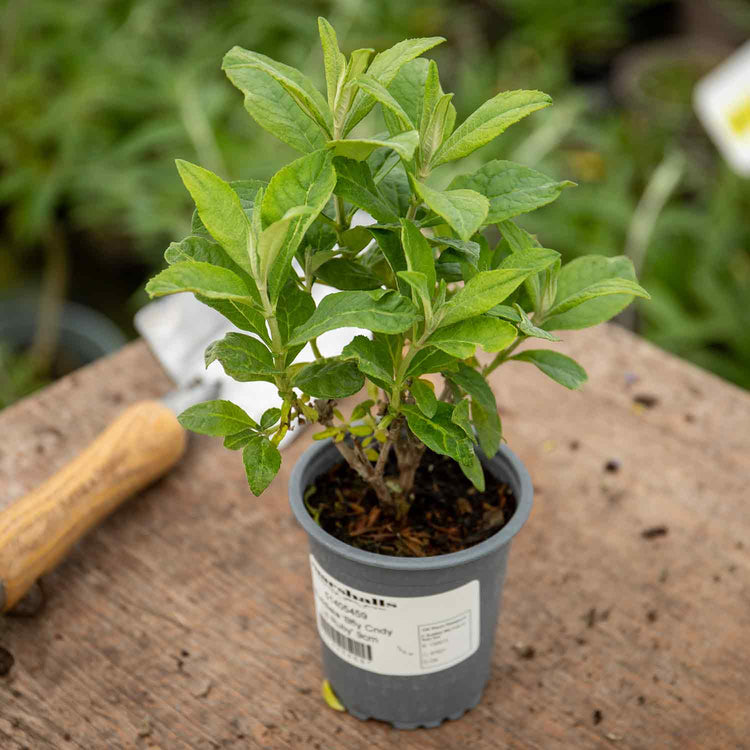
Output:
[{"xmin": 145, "ymin": 18, "xmax": 649, "ymax": 728}]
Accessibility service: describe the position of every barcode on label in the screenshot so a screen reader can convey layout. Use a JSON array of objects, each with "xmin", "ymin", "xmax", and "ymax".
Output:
[{"xmin": 319, "ymin": 616, "xmax": 372, "ymax": 661}]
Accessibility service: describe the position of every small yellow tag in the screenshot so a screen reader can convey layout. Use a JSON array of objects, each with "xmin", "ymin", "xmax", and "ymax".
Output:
[
  {"xmin": 321, "ymin": 679, "xmax": 346, "ymax": 712},
  {"xmin": 727, "ymin": 94, "xmax": 750, "ymax": 135}
]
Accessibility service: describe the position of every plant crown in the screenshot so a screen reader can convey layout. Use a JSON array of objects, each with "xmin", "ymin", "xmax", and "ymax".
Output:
[{"xmin": 146, "ymin": 18, "xmax": 649, "ymax": 512}]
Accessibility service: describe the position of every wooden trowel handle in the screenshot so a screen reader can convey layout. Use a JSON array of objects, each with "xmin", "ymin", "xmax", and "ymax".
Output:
[{"xmin": 0, "ymin": 400, "xmax": 187, "ymax": 612}]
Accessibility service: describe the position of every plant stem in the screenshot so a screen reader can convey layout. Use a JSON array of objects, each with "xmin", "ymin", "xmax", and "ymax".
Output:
[
  {"xmin": 310, "ymin": 338, "xmax": 324, "ymax": 361},
  {"xmin": 483, "ymin": 336, "xmax": 525, "ymax": 376}
]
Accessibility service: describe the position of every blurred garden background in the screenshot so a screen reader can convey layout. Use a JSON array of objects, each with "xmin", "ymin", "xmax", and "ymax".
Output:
[{"xmin": 1, "ymin": 0, "xmax": 749, "ymax": 408}]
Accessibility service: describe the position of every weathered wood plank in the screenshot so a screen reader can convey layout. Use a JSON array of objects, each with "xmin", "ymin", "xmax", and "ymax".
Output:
[{"xmin": 0, "ymin": 327, "xmax": 748, "ymax": 749}]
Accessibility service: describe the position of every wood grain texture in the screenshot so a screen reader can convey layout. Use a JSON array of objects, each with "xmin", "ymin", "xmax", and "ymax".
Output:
[
  {"xmin": 0, "ymin": 330, "xmax": 748, "ymax": 749},
  {"xmin": 0, "ymin": 400, "xmax": 186, "ymax": 612}
]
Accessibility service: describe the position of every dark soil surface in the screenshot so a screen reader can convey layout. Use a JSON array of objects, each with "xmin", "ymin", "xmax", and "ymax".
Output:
[{"xmin": 305, "ymin": 449, "xmax": 516, "ymax": 557}]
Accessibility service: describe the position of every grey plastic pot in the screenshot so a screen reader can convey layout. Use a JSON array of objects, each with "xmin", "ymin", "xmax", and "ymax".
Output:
[{"xmin": 289, "ymin": 440, "xmax": 533, "ymax": 729}]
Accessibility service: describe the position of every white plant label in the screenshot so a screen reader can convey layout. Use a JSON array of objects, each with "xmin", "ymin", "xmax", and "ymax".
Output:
[
  {"xmin": 694, "ymin": 41, "xmax": 750, "ymax": 176},
  {"xmin": 309, "ymin": 555, "xmax": 480, "ymax": 676}
]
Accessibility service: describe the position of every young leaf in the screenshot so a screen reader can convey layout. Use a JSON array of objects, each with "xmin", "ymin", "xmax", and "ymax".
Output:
[
  {"xmin": 438, "ymin": 248, "xmax": 560, "ymax": 326},
  {"xmin": 222, "ymin": 47, "xmax": 332, "ymax": 137},
  {"xmin": 341, "ymin": 335, "xmax": 396, "ymax": 389},
  {"xmin": 410, "ymin": 378, "xmax": 438, "ymax": 418},
  {"xmin": 175, "ymin": 160, "xmax": 253, "ymax": 276},
  {"xmin": 262, "ymin": 150, "xmax": 337, "ymax": 301},
  {"xmin": 449, "ymin": 160, "xmax": 575, "ymax": 223},
  {"xmin": 421, "ymin": 92, "xmax": 455, "ymax": 165},
  {"xmin": 293, "ymin": 360, "xmax": 365, "ymax": 398},
  {"xmin": 318, "ymin": 17, "xmax": 346, "ymax": 111},
  {"xmin": 397, "ymin": 271, "xmax": 432, "ymax": 318},
  {"xmin": 257, "ymin": 208, "xmax": 312, "ymax": 280},
  {"xmin": 205, "ymin": 333, "xmax": 278, "ymax": 383},
  {"xmin": 352, "ymin": 74, "xmax": 415, "ymax": 131},
  {"xmin": 544, "ymin": 277, "xmax": 650, "ymax": 323},
  {"xmin": 327, "ymin": 131, "xmax": 419, "ymax": 162},
  {"xmin": 165, "ymin": 235, "xmax": 234, "ymax": 267},
  {"xmin": 432, "ymin": 90, "xmax": 552, "ymax": 166},
  {"xmin": 510, "ymin": 349, "xmax": 588, "ymax": 389},
  {"xmin": 223, "ymin": 48, "xmax": 327, "ymax": 153},
  {"xmin": 428, "ymin": 236, "xmax": 481, "ymax": 266},
  {"xmin": 497, "ymin": 220, "xmax": 546, "ymax": 310},
  {"xmin": 146, "ymin": 261, "xmax": 255, "ymax": 303},
  {"xmin": 512, "ymin": 304, "xmax": 560, "ymax": 341},
  {"xmin": 542, "ymin": 256, "xmax": 644, "ymax": 330},
  {"xmin": 260, "ymin": 407, "xmax": 282, "ymax": 430},
  {"xmin": 333, "ymin": 157, "xmax": 399, "ymax": 223},
  {"xmin": 460, "ymin": 450, "xmax": 485, "ymax": 492},
  {"xmin": 242, "ymin": 435, "xmax": 282, "ymax": 496},
  {"xmin": 413, "ymin": 182, "xmax": 489, "ymax": 241},
  {"xmin": 449, "ymin": 363, "xmax": 502, "ymax": 457},
  {"xmin": 332, "ymin": 48, "xmax": 374, "ymax": 128},
  {"xmin": 287, "ymin": 289, "xmax": 419, "ymax": 346},
  {"xmin": 400, "ymin": 219, "xmax": 436, "ymax": 290},
  {"xmin": 344, "ymin": 36, "xmax": 446, "ymax": 133},
  {"xmin": 427, "ymin": 316, "xmax": 517, "ymax": 358},
  {"xmin": 178, "ymin": 400, "xmax": 259, "ymax": 436},
  {"xmin": 451, "ymin": 398, "xmax": 475, "ymax": 441},
  {"xmin": 401, "ymin": 402, "xmax": 475, "ymax": 465},
  {"xmin": 486, "ymin": 304, "xmax": 522, "ymax": 323}
]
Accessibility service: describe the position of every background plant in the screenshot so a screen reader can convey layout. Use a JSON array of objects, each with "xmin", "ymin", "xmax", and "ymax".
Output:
[{"xmin": 146, "ymin": 19, "xmax": 648, "ymax": 508}]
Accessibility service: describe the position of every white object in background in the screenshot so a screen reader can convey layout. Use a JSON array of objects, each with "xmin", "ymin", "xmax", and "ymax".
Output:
[{"xmin": 694, "ymin": 40, "xmax": 750, "ymax": 177}]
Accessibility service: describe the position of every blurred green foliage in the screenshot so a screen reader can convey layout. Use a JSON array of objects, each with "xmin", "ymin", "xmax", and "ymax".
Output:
[{"xmin": 0, "ymin": 0, "xmax": 748, "ymax": 389}]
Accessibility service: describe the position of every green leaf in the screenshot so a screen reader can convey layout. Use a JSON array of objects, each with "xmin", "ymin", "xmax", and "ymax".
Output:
[
  {"xmin": 427, "ymin": 316, "xmax": 517, "ymax": 358},
  {"xmin": 400, "ymin": 219, "xmax": 436, "ymax": 290},
  {"xmin": 449, "ymin": 363, "xmax": 502, "ymax": 457},
  {"xmin": 146, "ymin": 261, "xmax": 255, "ymax": 303},
  {"xmin": 205, "ymin": 333, "xmax": 278, "ymax": 383},
  {"xmin": 260, "ymin": 407, "xmax": 282, "ymax": 430},
  {"xmin": 497, "ymin": 220, "xmax": 546, "ymax": 310},
  {"xmin": 401, "ymin": 402, "xmax": 474, "ymax": 465},
  {"xmin": 293, "ymin": 360, "xmax": 364, "ymax": 398},
  {"xmin": 262, "ymin": 150, "xmax": 337, "ymax": 301},
  {"xmin": 257, "ymin": 208, "xmax": 311, "ymax": 280},
  {"xmin": 345, "ymin": 36, "xmax": 446, "ymax": 133},
  {"xmin": 224, "ymin": 430, "xmax": 256, "ymax": 450},
  {"xmin": 510, "ymin": 349, "xmax": 588, "ymax": 389},
  {"xmin": 276, "ymin": 280, "xmax": 315, "ymax": 364},
  {"xmin": 542, "ymin": 256, "xmax": 644, "ymax": 330},
  {"xmin": 397, "ymin": 271, "xmax": 432, "ymax": 317},
  {"xmin": 288, "ymin": 289, "xmax": 419, "ymax": 347},
  {"xmin": 421, "ymin": 92, "xmax": 455, "ymax": 165},
  {"xmin": 175, "ymin": 160, "xmax": 252, "ymax": 275},
  {"xmin": 328, "ymin": 131, "xmax": 419, "ymax": 162},
  {"xmin": 405, "ymin": 347, "xmax": 459, "ymax": 377},
  {"xmin": 414, "ymin": 182, "xmax": 488, "ymax": 241},
  {"xmin": 368, "ymin": 227, "xmax": 408, "ymax": 294},
  {"xmin": 352, "ymin": 74, "xmax": 415, "ymax": 131},
  {"xmin": 451, "ymin": 398, "xmax": 475, "ymax": 441},
  {"xmin": 339, "ymin": 225, "xmax": 372, "ymax": 252},
  {"xmin": 410, "ymin": 378, "xmax": 438, "ymax": 418},
  {"xmin": 377, "ymin": 167, "xmax": 412, "ymax": 216},
  {"xmin": 315, "ymin": 258, "xmax": 383, "ymax": 290},
  {"xmin": 165, "ymin": 235, "xmax": 232, "ymax": 267},
  {"xmin": 178, "ymin": 400, "xmax": 258, "ymax": 436},
  {"xmin": 341, "ymin": 334, "xmax": 396, "ymax": 389},
  {"xmin": 544, "ymin": 278, "xmax": 650, "ymax": 320},
  {"xmin": 432, "ymin": 90, "xmax": 552, "ymax": 166},
  {"xmin": 223, "ymin": 48, "xmax": 327, "ymax": 153},
  {"xmin": 333, "ymin": 157, "xmax": 398, "ymax": 223},
  {"xmin": 512, "ymin": 304, "xmax": 560, "ymax": 341},
  {"xmin": 438, "ymin": 248, "xmax": 560, "ymax": 326},
  {"xmin": 318, "ymin": 17, "xmax": 346, "ymax": 111},
  {"xmin": 242, "ymin": 435, "xmax": 282, "ymax": 496},
  {"xmin": 222, "ymin": 47, "xmax": 332, "ymax": 137},
  {"xmin": 486, "ymin": 304, "xmax": 522, "ymax": 323},
  {"xmin": 460, "ymin": 450, "xmax": 485, "ymax": 491},
  {"xmin": 386, "ymin": 59, "xmax": 430, "ymax": 130},
  {"xmin": 449, "ymin": 160, "xmax": 575, "ymax": 223}
]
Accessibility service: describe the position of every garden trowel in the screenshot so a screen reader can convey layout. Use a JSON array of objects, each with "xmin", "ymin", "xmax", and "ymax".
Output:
[{"xmin": 0, "ymin": 288, "xmax": 357, "ymax": 613}]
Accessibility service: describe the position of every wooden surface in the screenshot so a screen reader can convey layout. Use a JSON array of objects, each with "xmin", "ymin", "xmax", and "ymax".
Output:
[{"xmin": 0, "ymin": 326, "xmax": 748, "ymax": 749}]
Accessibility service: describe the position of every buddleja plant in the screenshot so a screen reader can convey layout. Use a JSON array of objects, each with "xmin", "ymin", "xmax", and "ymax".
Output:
[{"xmin": 146, "ymin": 18, "xmax": 648, "ymax": 515}]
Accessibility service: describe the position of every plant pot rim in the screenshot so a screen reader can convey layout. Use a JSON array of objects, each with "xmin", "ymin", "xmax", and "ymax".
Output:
[{"xmin": 289, "ymin": 439, "xmax": 533, "ymax": 572}]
